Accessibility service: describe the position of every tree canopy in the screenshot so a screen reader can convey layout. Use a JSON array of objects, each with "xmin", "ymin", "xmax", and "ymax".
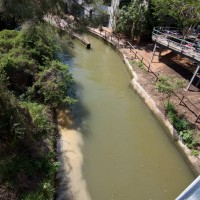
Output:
[
  {"xmin": 152, "ymin": 0, "xmax": 200, "ymax": 34},
  {"xmin": 116, "ymin": 0, "xmax": 148, "ymax": 40},
  {"xmin": 0, "ymin": 6, "xmax": 75, "ymax": 198},
  {"xmin": 0, "ymin": 0, "xmax": 65, "ymax": 23}
]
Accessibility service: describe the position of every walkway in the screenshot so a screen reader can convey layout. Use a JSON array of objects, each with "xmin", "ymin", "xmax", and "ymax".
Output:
[
  {"xmin": 152, "ymin": 27, "xmax": 200, "ymax": 90},
  {"xmin": 152, "ymin": 27, "xmax": 200, "ymax": 63}
]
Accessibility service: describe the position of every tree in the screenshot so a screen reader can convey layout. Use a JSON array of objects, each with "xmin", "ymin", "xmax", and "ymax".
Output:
[
  {"xmin": 28, "ymin": 60, "xmax": 76, "ymax": 107},
  {"xmin": 0, "ymin": 1, "xmax": 78, "ymax": 199},
  {"xmin": 116, "ymin": 0, "xmax": 148, "ymax": 40},
  {"xmin": 0, "ymin": 27, "xmax": 76, "ymax": 142},
  {"xmin": 151, "ymin": 0, "xmax": 200, "ymax": 35},
  {"xmin": 0, "ymin": 0, "xmax": 65, "ymax": 23},
  {"xmin": 0, "ymin": 18, "xmax": 75, "ymax": 200}
]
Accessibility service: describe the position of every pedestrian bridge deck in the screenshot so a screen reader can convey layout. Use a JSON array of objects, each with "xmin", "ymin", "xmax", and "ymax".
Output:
[
  {"xmin": 152, "ymin": 27, "xmax": 200, "ymax": 63},
  {"xmin": 152, "ymin": 27, "xmax": 200, "ymax": 90}
]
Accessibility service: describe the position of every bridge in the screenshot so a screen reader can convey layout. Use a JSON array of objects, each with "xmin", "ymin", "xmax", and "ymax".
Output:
[
  {"xmin": 176, "ymin": 175, "xmax": 200, "ymax": 200},
  {"xmin": 151, "ymin": 27, "xmax": 200, "ymax": 90}
]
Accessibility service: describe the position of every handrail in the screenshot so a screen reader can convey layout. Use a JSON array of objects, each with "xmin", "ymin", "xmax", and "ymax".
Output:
[
  {"xmin": 152, "ymin": 27, "xmax": 200, "ymax": 62},
  {"xmin": 153, "ymin": 27, "xmax": 198, "ymax": 43},
  {"xmin": 168, "ymin": 91, "xmax": 200, "ymax": 123},
  {"xmin": 126, "ymin": 41, "xmax": 159, "ymax": 79}
]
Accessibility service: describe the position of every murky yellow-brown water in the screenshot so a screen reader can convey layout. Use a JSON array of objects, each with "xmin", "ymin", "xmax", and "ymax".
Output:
[{"xmin": 57, "ymin": 35, "xmax": 195, "ymax": 200}]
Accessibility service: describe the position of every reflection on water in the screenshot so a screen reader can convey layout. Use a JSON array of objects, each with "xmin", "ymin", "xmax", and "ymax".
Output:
[{"xmin": 57, "ymin": 35, "xmax": 195, "ymax": 200}]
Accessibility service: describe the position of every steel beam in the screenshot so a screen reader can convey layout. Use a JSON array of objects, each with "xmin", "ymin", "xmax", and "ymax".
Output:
[
  {"xmin": 151, "ymin": 43, "xmax": 157, "ymax": 63},
  {"xmin": 186, "ymin": 64, "xmax": 200, "ymax": 91}
]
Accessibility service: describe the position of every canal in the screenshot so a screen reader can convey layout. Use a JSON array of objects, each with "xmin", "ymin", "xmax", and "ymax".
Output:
[{"xmin": 57, "ymin": 35, "xmax": 195, "ymax": 200}]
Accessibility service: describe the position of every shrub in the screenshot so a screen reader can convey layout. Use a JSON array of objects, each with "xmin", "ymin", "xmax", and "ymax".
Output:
[
  {"xmin": 0, "ymin": 152, "xmax": 60, "ymax": 198},
  {"xmin": 27, "ymin": 60, "xmax": 76, "ymax": 107},
  {"xmin": 0, "ymin": 27, "xmax": 75, "ymax": 199},
  {"xmin": 136, "ymin": 61, "xmax": 144, "ymax": 69},
  {"xmin": 165, "ymin": 101, "xmax": 197, "ymax": 150},
  {"xmin": 180, "ymin": 130, "xmax": 196, "ymax": 149},
  {"xmin": 20, "ymin": 101, "xmax": 52, "ymax": 137},
  {"xmin": 191, "ymin": 149, "xmax": 199, "ymax": 157},
  {"xmin": 156, "ymin": 75, "xmax": 185, "ymax": 95}
]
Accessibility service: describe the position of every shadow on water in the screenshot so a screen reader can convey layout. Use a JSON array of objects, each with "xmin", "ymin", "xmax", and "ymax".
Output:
[
  {"xmin": 56, "ymin": 41, "xmax": 92, "ymax": 200},
  {"xmin": 56, "ymin": 98, "xmax": 91, "ymax": 200},
  {"xmin": 56, "ymin": 144, "xmax": 74, "ymax": 200},
  {"xmin": 71, "ymin": 81, "xmax": 91, "ymax": 135},
  {"xmin": 58, "ymin": 39, "xmax": 91, "ymax": 137},
  {"xmin": 57, "ymin": 82, "xmax": 91, "ymax": 138}
]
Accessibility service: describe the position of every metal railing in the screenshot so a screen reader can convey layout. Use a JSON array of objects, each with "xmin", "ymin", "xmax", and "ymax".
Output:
[
  {"xmin": 152, "ymin": 27, "xmax": 200, "ymax": 62},
  {"xmin": 179, "ymin": 95, "xmax": 200, "ymax": 123},
  {"xmin": 90, "ymin": 28, "xmax": 124, "ymax": 48},
  {"xmin": 126, "ymin": 41, "xmax": 159, "ymax": 80}
]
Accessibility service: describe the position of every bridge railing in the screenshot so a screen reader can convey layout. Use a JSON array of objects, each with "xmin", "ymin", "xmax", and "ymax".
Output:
[{"xmin": 152, "ymin": 27, "xmax": 200, "ymax": 62}]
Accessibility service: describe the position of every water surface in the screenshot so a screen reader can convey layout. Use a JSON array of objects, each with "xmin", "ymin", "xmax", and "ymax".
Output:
[{"xmin": 60, "ymin": 35, "xmax": 195, "ymax": 200}]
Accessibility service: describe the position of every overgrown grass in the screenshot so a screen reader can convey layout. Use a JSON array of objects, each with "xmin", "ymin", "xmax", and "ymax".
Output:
[
  {"xmin": 156, "ymin": 75, "xmax": 185, "ymax": 95},
  {"xmin": 19, "ymin": 101, "xmax": 52, "ymax": 137},
  {"xmin": 0, "ymin": 28, "xmax": 75, "ymax": 199},
  {"xmin": 166, "ymin": 101, "xmax": 198, "ymax": 151},
  {"xmin": 136, "ymin": 60, "xmax": 145, "ymax": 70},
  {"xmin": 0, "ymin": 152, "xmax": 60, "ymax": 199},
  {"xmin": 155, "ymin": 76, "xmax": 198, "ymax": 153}
]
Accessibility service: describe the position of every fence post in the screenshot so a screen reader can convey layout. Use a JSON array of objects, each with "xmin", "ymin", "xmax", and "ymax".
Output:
[
  {"xmin": 155, "ymin": 72, "xmax": 159, "ymax": 82},
  {"xmin": 186, "ymin": 64, "xmax": 200, "ymax": 91},
  {"xmin": 148, "ymin": 64, "xmax": 151, "ymax": 72},
  {"xmin": 151, "ymin": 43, "xmax": 157, "ymax": 62},
  {"xmin": 196, "ymin": 115, "xmax": 200, "ymax": 123},
  {"xmin": 179, "ymin": 96, "xmax": 184, "ymax": 105}
]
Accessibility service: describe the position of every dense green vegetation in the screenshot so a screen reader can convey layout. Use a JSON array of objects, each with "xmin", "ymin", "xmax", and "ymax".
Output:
[
  {"xmin": 152, "ymin": 0, "xmax": 200, "ymax": 35},
  {"xmin": 155, "ymin": 76, "xmax": 199, "ymax": 151},
  {"xmin": 0, "ymin": 0, "xmax": 65, "ymax": 24},
  {"xmin": 166, "ymin": 102, "xmax": 199, "ymax": 152},
  {"xmin": 0, "ymin": 1, "xmax": 79, "ymax": 199},
  {"xmin": 116, "ymin": 0, "xmax": 148, "ymax": 40},
  {"xmin": 155, "ymin": 75, "xmax": 185, "ymax": 96},
  {"xmin": 0, "ymin": 26, "xmax": 75, "ymax": 199},
  {"xmin": 116, "ymin": 0, "xmax": 200, "ymax": 40}
]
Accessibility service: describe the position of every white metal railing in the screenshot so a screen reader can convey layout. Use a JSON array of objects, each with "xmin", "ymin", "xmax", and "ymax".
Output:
[
  {"xmin": 152, "ymin": 27, "xmax": 200, "ymax": 62},
  {"xmin": 176, "ymin": 176, "xmax": 200, "ymax": 200}
]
